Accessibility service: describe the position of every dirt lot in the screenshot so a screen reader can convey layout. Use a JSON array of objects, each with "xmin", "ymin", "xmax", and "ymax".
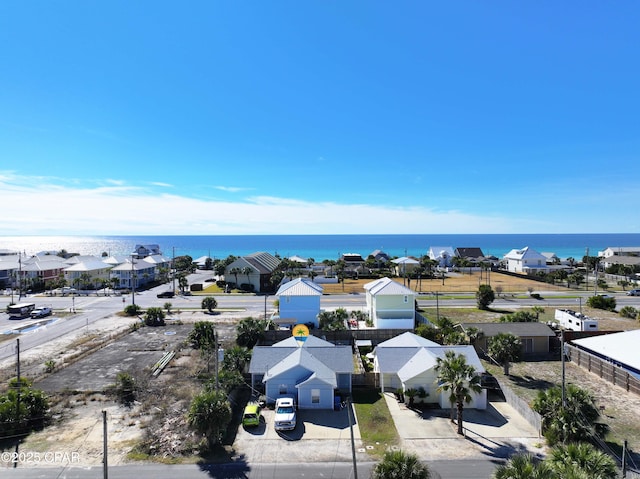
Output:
[{"xmin": 322, "ymin": 270, "xmax": 569, "ymax": 294}]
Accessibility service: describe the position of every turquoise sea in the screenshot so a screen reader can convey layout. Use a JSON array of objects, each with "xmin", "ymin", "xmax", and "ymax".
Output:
[{"xmin": 1, "ymin": 234, "xmax": 640, "ymax": 262}]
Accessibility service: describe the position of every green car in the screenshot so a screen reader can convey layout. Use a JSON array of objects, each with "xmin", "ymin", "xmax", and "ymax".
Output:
[{"xmin": 242, "ymin": 404, "xmax": 261, "ymax": 427}]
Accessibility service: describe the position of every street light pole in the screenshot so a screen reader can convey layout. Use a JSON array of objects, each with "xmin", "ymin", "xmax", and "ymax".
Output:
[
  {"xmin": 172, "ymin": 247, "xmax": 176, "ymax": 293},
  {"xmin": 264, "ymin": 294, "xmax": 268, "ymax": 320}
]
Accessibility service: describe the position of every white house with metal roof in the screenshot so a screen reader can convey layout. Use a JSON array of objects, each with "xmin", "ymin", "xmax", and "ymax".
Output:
[
  {"xmin": 110, "ymin": 258, "xmax": 157, "ymax": 289},
  {"xmin": 63, "ymin": 257, "xmax": 113, "ymax": 289},
  {"xmin": 363, "ymin": 277, "xmax": 415, "ymax": 329},
  {"xmin": 373, "ymin": 332, "xmax": 487, "ymax": 409},
  {"xmin": 503, "ymin": 246, "xmax": 548, "ymax": 274},
  {"xmin": 428, "ymin": 246, "xmax": 455, "ymax": 267},
  {"xmin": 275, "ymin": 278, "xmax": 323, "ymax": 328},
  {"xmin": 249, "ymin": 335, "xmax": 353, "ymax": 409}
]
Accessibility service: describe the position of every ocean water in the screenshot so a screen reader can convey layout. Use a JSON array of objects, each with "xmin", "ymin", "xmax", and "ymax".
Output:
[{"xmin": 2, "ymin": 234, "xmax": 640, "ymax": 262}]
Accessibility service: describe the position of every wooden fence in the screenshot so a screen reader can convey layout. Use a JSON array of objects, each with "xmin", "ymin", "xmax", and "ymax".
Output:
[
  {"xmin": 567, "ymin": 344, "xmax": 640, "ymax": 396},
  {"xmin": 261, "ymin": 328, "xmax": 412, "ymax": 346}
]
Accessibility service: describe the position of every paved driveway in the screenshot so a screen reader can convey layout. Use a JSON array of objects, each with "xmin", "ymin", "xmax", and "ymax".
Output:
[
  {"xmin": 383, "ymin": 392, "xmax": 545, "ymax": 461},
  {"xmin": 233, "ymin": 405, "xmax": 367, "ymax": 463}
]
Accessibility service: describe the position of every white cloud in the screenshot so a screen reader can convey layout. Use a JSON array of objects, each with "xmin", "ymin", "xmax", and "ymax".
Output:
[
  {"xmin": 214, "ymin": 186, "xmax": 251, "ymax": 193},
  {"xmin": 0, "ymin": 174, "xmax": 629, "ymax": 235}
]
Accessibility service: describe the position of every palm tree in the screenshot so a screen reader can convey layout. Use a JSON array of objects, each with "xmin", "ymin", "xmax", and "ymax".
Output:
[
  {"xmin": 221, "ymin": 345, "xmax": 252, "ymax": 373},
  {"xmin": 532, "ymin": 384, "xmax": 604, "ymax": 445},
  {"xmin": 488, "ymin": 332, "xmax": 522, "ymax": 376},
  {"xmin": 236, "ymin": 317, "xmax": 266, "ymax": 349},
  {"xmin": 187, "ymin": 389, "xmax": 232, "ymax": 449},
  {"xmin": 80, "ymin": 272, "xmax": 92, "ymax": 290},
  {"xmin": 241, "ymin": 266, "xmax": 253, "ymax": 290},
  {"xmin": 371, "ymin": 449, "xmax": 431, "ymax": 479},
  {"xmin": 548, "ymin": 442, "xmax": 618, "ymax": 479},
  {"xmin": 229, "ymin": 267, "xmax": 241, "ymax": 288},
  {"xmin": 322, "ymin": 259, "xmax": 336, "ymax": 277},
  {"xmin": 178, "ymin": 274, "xmax": 189, "ymax": 293},
  {"xmin": 493, "ymin": 454, "xmax": 557, "ymax": 479},
  {"xmin": 435, "ymin": 350, "xmax": 482, "ymax": 435},
  {"xmin": 201, "ymin": 296, "xmax": 218, "ymax": 313},
  {"xmin": 465, "ymin": 326, "xmax": 483, "ymax": 346}
]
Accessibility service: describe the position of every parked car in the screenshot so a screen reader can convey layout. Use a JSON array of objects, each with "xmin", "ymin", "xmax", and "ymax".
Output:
[
  {"xmin": 30, "ymin": 307, "xmax": 52, "ymax": 319},
  {"xmin": 157, "ymin": 291, "xmax": 175, "ymax": 298},
  {"xmin": 274, "ymin": 397, "xmax": 296, "ymax": 431},
  {"xmin": 242, "ymin": 403, "xmax": 261, "ymax": 427},
  {"xmin": 627, "ymin": 289, "xmax": 640, "ymax": 296}
]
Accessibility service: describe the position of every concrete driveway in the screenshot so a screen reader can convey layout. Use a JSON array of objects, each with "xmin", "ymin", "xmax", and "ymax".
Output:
[
  {"xmin": 233, "ymin": 405, "xmax": 367, "ymax": 464},
  {"xmin": 383, "ymin": 392, "xmax": 545, "ymax": 461}
]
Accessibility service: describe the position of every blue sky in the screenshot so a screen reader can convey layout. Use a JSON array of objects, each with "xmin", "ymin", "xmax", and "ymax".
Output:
[{"xmin": 1, "ymin": 1, "xmax": 638, "ymax": 235}]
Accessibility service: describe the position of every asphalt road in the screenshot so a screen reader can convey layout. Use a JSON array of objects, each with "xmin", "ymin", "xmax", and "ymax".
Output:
[{"xmin": 1, "ymin": 458, "xmax": 503, "ymax": 478}]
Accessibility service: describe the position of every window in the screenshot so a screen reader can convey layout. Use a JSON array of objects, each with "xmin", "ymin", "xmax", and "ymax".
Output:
[
  {"xmin": 279, "ymin": 384, "xmax": 287, "ymax": 395},
  {"xmin": 311, "ymin": 389, "xmax": 320, "ymax": 404}
]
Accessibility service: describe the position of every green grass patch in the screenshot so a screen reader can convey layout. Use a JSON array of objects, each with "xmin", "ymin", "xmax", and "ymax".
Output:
[{"xmin": 353, "ymin": 388, "xmax": 399, "ymax": 458}]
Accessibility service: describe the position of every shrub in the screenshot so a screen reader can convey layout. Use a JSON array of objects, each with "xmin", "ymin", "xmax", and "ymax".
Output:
[
  {"xmin": 619, "ymin": 306, "xmax": 637, "ymax": 319},
  {"xmin": 44, "ymin": 359, "xmax": 56, "ymax": 373},
  {"xmin": 586, "ymin": 295, "xmax": 616, "ymax": 311},
  {"xmin": 124, "ymin": 304, "xmax": 142, "ymax": 316},
  {"xmin": 500, "ymin": 310, "xmax": 537, "ymax": 322},
  {"xmin": 144, "ymin": 307, "xmax": 165, "ymax": 326},
  {"xmin": 114, "ymin": 372, "xmax": 136, "ymax": 405}
]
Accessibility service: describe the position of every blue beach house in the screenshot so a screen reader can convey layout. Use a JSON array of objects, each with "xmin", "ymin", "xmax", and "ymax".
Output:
[{"xmin": 275, "ymin": 277, "xmax": 323, "ymax": 328}]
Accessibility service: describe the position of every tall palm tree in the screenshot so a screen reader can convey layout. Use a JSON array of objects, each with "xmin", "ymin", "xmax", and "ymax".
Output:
[
  {"xmin": 493, "ymin": 454, "xmax": 557, "ymax": 479},
  {"xmin": 488, "ymin": 332, "xmax": 522, "ymax": 376},
  {"xmin": 435, "ymin": 350, "xmax": 482, "ymax": 435},
  {"xmin": 230, "ymin": 267, "xmax": 241, "ymax": 288},
  {"xmin": 548, "ymin": 443, "xmax": 618, "ymax": 479},
  {"xmin": 241, "ymin": 267, "xmax": 253, "ymax": 289},
  {"xmin": 371, "ymin": 449, "xmax": 431, "ymax": 479}
]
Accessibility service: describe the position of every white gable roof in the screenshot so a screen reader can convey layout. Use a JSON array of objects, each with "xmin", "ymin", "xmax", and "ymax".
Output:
[
  {"xmin": 503, "ymin": 246, "xmax": 546, "ymax": 261},
  {"xmin": 364, "ymin": 277, "xmax": 415, "ymax": 296},
  {"xmin": 377, "ymin": 331, "xmax": 440, "ymax": 348},
  {"xmin": 272, "ymin": 335, "xmax": 335, "ymax": 348},
  {"xmin": 397, "ymin": 348, "xmax": 439, "ymax": 382},
  {"xmin": 264, "ymin": 348, "xmax": 337, "ymax": 387},
  {"xmin": 276, "ymin": 277, "xmax": 323, "ymax": 296}
]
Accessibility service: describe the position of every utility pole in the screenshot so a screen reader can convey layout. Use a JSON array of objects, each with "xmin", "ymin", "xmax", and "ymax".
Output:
[
  {"xmin": 102, "ymin": 410, "xmax": 108, "ymax": 479},
  {"xmin": 18, "ymin": 252, "xmax": 22, "ymax": 301},
  {"xmin": 264, "ymin": 294, "xmax": 268, "ymax": 320},
  {"xmin": 130, "ymin": 255, "xmax": 135, "ymax": 306},
  {"xmin": 16, "ymin": 338, "xmax": 21, "ymax": 428},
  {"xmin": 561, "ymin": 330, "xmax": 566, "ymax": 409},
  {"xmin": 347, "ymin": 396, "xmax": 359, "ymax": 479}
]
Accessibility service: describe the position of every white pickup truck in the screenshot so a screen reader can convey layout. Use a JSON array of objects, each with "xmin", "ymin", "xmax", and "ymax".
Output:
[
  {"xmin": 274, "ymin": 397, "xmax": 296, "ymax": 431},
  {"xmin": 30, "ymin": 307, "xmax": 52, "ymax": 318}
]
